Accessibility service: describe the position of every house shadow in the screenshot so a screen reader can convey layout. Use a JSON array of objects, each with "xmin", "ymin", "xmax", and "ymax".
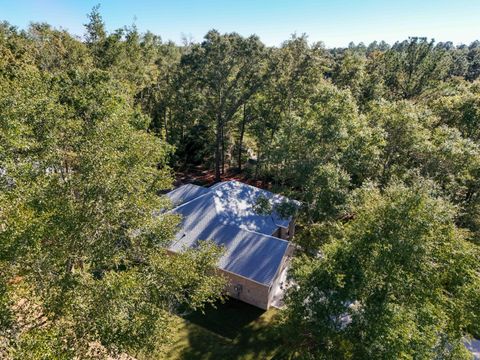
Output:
[
  {"xmin": 183, "ymin": 298, "xmax": 265, "ymax": 340},
  {"xmin": 176, "ymin": 298, "xmax": 286, "ymax": 360}
]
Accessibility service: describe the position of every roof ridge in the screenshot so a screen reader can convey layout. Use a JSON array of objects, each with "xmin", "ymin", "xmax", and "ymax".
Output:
[
  {"xmin": 167, "ymin": 190, "xmax": 212, "ymax": 213},
  {"xmin": 167, "ymin": 181, "xmax": 293, "ymax": 285},
  {"xmin": 171, "ymin": 222, "xmax": 289, "ymax": 286},
  {"xmin": 239, "ymin": 227, "xmax": 290, "ymax": 244}
]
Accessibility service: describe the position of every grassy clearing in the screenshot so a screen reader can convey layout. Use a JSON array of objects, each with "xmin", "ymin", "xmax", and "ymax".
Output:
[{"xmin": 163, "ymin": 298, "xmax": 284, "ymax": 360}]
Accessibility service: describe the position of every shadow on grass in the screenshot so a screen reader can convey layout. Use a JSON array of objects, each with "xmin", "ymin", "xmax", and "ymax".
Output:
[
  {"xmin": 173, "ymin": 324, "xmax": 236, "ymax": 360},
  {"xmin": 178, "ymin": 297, "xmax": 286, "ymax": 360},
  {"xmin": 184, "ymin": 298, "xmax": 265, "ymax": 339}
]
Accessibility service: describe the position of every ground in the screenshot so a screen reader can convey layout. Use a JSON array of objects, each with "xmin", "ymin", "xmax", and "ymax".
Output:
[
  {"xmin": 153, "ymin": 297, "xmax": 480, "ymax": 360},
  {"xmin": 174, "ymin": 166, "xmax": 269, "ymax": 190},
  {"xmin": 162, "ymin": 298, "xmax": 284, "ymax": 360}
]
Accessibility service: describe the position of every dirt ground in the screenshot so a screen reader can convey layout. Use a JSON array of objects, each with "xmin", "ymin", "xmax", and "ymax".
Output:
[{"xmin": 174, "ymin": 166, "xmax": 269, "ymax": 190}]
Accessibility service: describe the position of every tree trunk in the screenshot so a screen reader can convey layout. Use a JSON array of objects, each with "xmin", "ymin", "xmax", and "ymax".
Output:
[
  {"xmin": 254, "ymin": 152, "xmax": 260, "ymax": 181},
  {"xmin": 164, "ymin": 107, "xmax": 168, "ymax": 142},
  {"xmin": 215, "ymin": 116, "xmax": 222, "ymax": 182},
  {"xmin": 221, "ymin": 124, "xmax": 225, "ymax": 176},
  {"xmin": 238, "ymin": 104, "xmax": 247, "ymax": 172}
]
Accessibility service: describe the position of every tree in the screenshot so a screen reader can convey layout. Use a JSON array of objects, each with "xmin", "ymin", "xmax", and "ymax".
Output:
[
  {"xmin": 423, "ymin": 126, "xmax": 480, "ymax": 243},
  {"xmin": 0, "ymin": 62, "xmax": 225, "ymax": 357},
  {"xmin": 26, "ymin": 23, "xmax": 92, "ymax": 73},
  {"xmin": 250, "ymin": 36, "xmax": 331, "ymax": 181},
  {"xmin": 447, "ymin": 46, "xmax": 469, "ymax": 77},
  {"xmin": 366, "ymin": 100, "xmax": 432, "ymax": 184},
  {"xmin": 84, "ymin": 4, "xmax": 106, "ymax": 45},
  {"xmin": 332, "ymin": 49, "xmax": 367, "ymax": 101},
  {"xmin": 262, "ymin": 80, "xmax": 382, "ymax": 189},
  {"xmin": 430, "ymin": 82, "xmax": 480, "ymax": 142},
  {"xmin": 466, "ymin": 41, "xmax": 480, "ymax": 81},
  {"xmin": 302, "ymin": 163, "xmax": 351, "ymax": 223},
  {"xmin": 282, "ymin": 182, "xmax": 480, "ymax": 359},
  {"xmin": 382, "ymin": 37, "xmax": 451, "ymax": 99},
  {"xmin": 180, "ymin": 30, "xmax": 267, "ymax": 181},
  {"xmin": 236, "ymin": 102, "xmax": 253, "ymax": 172}
]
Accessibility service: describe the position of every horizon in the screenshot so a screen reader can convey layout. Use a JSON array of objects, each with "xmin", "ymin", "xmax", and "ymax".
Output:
[{"xmin": 1, "ymin": 0, "xmax": 479, "ymax": 48}]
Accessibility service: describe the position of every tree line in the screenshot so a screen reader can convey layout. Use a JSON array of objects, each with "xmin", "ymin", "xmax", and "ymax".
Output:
[{"xmin": 1, "ymin": 6, "xmax": 479, "ymax": 359}]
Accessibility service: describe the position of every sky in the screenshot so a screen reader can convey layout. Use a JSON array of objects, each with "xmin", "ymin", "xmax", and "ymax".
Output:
[{"xmin": 0, "ymin": 0, "xmax": 479, "ymax": 47}]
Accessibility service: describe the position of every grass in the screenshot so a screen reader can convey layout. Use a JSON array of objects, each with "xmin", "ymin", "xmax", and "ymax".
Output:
[{"xmin": 162, "ymin": 298, "xmax": 284, "ymax": 360}]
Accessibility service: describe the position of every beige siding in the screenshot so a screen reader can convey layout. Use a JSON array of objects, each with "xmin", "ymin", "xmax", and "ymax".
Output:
[
  {"xmin": 288, "ymin": 218, "xmax": 296, "ymax": 238},
  {"xmin": 271, "ymin": 227, "xmax": 281, "ymax": 238},
  {"xmin": 279, "ymin": 226, "xmax": 288, "ymax": 239},
  {"xmin": 168, "ymin": 249, "xmax": 271, "ymax": 310},
  {"xmin": 266, "ymin": 243, "xmax": 294, "ymax": 308},
  {"xmin": 273, "ymin": 218, "xmax": 296, "ymax": 240},
  {"xmin": 220, "ymin": 270, "xmax": 270, "ymax": 310},
  {"xmin": 167, "ymin": 218, "xmax": 297, "ymax": 310}
]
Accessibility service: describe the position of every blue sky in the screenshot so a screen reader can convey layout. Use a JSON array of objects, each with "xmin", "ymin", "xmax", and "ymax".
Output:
[{"xmin": 1, "ymin": 0, "xmax": 479, "ymax": 47}]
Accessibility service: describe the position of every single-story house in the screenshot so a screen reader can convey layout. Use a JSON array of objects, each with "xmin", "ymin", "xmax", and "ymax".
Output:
[{"xmin": 166, "ymin": 180, "xmax": 298, "ymax": 310}]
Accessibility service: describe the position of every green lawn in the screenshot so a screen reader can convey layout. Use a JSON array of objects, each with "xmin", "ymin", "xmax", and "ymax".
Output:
[{"xmin": 163, "ymin": 298, "xmax": 285, "ymax": 360}]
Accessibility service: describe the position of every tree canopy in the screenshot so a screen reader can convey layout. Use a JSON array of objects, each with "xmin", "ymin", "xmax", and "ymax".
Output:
[
  {"xmin": 282, "ymin": 182, "xmax": 479, "ymax": 359},
  {"xmin": 1, "ymin": 7, "xmax": 479, "ymax": 359}
]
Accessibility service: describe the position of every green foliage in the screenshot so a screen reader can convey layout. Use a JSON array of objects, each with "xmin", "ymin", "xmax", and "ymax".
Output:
[
  {"xmin": 303, "ymin": 164, "xmax": 351, "ymax": 223},
  {"xmin": 265, "ymin": 81, "xmax": 359, "ymax": 185},
  {"xmin": 466, "ymin": 41, "xmax": 480, "ymax": 81},
  {"xmin": 366, "ymin": 100, "xmax": 433, "ymax": 183},
  {"xmin": 332, "ymin": 49, "xmax": 367, "ymax": 100},
  {"xmin": 430, "ymin": 81, "xmax": 480, "ymax": 141},
  {"xmin": 253, "ymin": 195, "xmax": 273, "ymax": 216},
  {"xmin": 282, "ymin": 182, "xmax": 480, "ymax": 359},
  {"xmin": 382, "ymin": 37, "xmax": 451, "ymax": 99},
  {"xmin": 84, "ymin": 4, "xmax": 106, "ymax": 45},
  {"xmin": 180, "ymin": 30, "xmax": 268, "ymax": 179},
  {"xmin": 274, "ymin": 200, "xmax": 298, "ymax": 220},
  {"xmin": 27, "ymin": 23, "xmax": 93, "ymax": 73},
  {"xmin": 1, "ymin": 8, "xmax": 480, "ymax": 358},
  {"xmin": 0, "ymin": 30, "xmax": 224, "ymax": 357}
]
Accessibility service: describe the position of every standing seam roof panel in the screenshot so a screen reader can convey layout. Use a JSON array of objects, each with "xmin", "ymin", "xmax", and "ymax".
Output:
[{"xmin": 167, "ymin": 181, "xmax": 295, "ymax": 286}]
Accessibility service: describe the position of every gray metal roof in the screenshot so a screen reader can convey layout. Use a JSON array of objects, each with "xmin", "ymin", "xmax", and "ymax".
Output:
[
  {"xmin": 167, "ymin": 181, "xmax": 296, "ymax": 286},
  {"xmin": 166, "ymin": 183, "xmax": 210, "ymax": 207},
  {"xmin": 208, "ymin": 180, "xmax": 295, "ymax": 231}
]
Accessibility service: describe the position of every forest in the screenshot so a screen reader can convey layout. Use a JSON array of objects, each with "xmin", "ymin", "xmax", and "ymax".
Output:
[{"xmin": 1, "ymin": 5, "xmax": 480, "ymax": 360}]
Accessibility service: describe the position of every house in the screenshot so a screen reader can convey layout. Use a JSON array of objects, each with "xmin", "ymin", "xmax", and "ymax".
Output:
[{"xmin": 166, "ymin": 180, "xmax": 298, "ymax": 310}]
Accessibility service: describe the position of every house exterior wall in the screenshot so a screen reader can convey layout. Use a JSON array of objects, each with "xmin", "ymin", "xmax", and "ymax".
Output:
[
  {"xmin": 220, "ymin": 269, "xmax": 271, "ymax": 310},
  {"xmin": 267, "ymin": 243, "xmax": 294, "ymax": 308},
  {"xmin": 218, "ymin": 220, "xmax": 296, "ymax": 310},
  {"xmin": 271, "ymin": 227, "xmax": 281, "ymax": 238},
  {"xmin": 167, "ymin": 218, "xmax": 297, "ymax": 310},
  {"xmin": 288, "ymin": 218, "xmax": 296, "ymax": 238},
  {"xmin": 222, "ymin": 243, "xmax": 295, "ymax": 310},
  {"xmin": 272, "ymin": 218, "xmax": 296, "ymax": 240},
  {"xmin": 167, "ymin": 249, "xmax": 272, "ymax": 310}
]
